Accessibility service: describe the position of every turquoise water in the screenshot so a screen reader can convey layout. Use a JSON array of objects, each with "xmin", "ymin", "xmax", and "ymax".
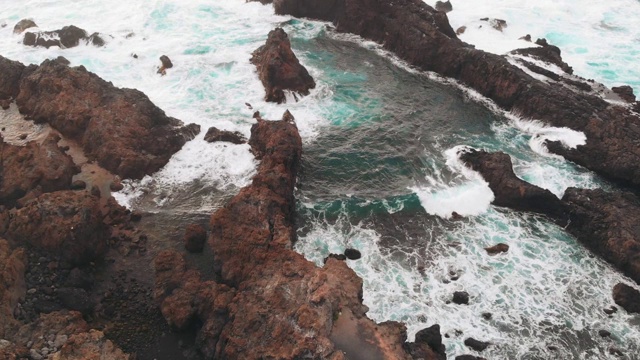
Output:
[{"xmin": 2, "ymin": 1, "xmax": 640, "ymax": 358}]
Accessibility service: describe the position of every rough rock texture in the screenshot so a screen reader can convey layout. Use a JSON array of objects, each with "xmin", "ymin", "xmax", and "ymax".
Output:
[
  {"xmin": 452, "ymin": 291, "xmax": 469, "ymax": 305},
  {"xmin": 0, "ymin": 239, "xmax": 26, "ymax": 339},
  {"xmin": 435, "ymin": 1, "xmax": 452, "ymax": 13},
  {"xmin": 50, "ymin": 330, "xmax": 130, "ymax": 360},
  {"xmin": 612, "ymin": 85, "xmax": 636, "ymax": 103},
  {"xmin": 203, "ymin": 127, "xmax": 246, "ymax": 144},
  {"xmin": 480, "ymin": 18, "xmax": 507, "ymax": 32},
  {"xmin": 271, "ymin": 0, "xmax": 640, "ymax": 189},
  {"xmin": 484, "ymin": 243, "xmax": 509, "ymax": 255},
  {"xmin": 512, "ymin": 41, "xmax": 573, "ymax": 74},
  {"xmin": 0, "ymin": 56, "xmax": 26, "ymax": 101},
  {"xmin": 156, "ymin": 112, "xmax": 441, "ymax": 359},
  {"xmin": 459, "ymin": 149, "xmax": 565, "ymax": 216},
  {"xmin": 13, "ymin": 57, "xmax": 200, "ymax": 179},
  {"xmin": 250, "ymin": 28, "xmax": 316, "ymax": 103},
  {"xmin": 464, "ymin": 337, "xmax": 490, "ymax": 352},
  {"xmin": 0, "ymin": 134, "xmax": 78, "ymax": 208},
  {"xmin": 612, "ymin": 283, "xmax": 640, "ymax": 314},
  {"xmin": 183, "ymin": 223, "xmax": 207, "ymax": 253},
  {"xmin": 0, "ymin": 191, "xmax": 108, "ymax": 265},
  {"xmin": 13, "ymin": 19, "xmax": 37, "ymax": 34},
  {"xmin": 562, "ymin": 188, "xmax": 640, "ymax": 284},
  {"xmin": 23, "ymin": 25, "xmax": 104, "ymax": 49}
]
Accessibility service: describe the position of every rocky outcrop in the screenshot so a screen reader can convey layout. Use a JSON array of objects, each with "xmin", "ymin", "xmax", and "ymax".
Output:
[
  {"xmin": 0, "ymin": 56, "xmax": 26, "ymax": 102},
  {"xmin": 22, "ymin": 25, "xmax": 104, "ymax": 49},
  {"xmin": 459, "ymin": 149, "xmax": 565, "ymax": 216},
  {"xmin": 612, "ymin": 283, "xmax": 640, "ymax": 314},
  {"xmin": 435, "ymin": 1, "xmax": 452, "ymax": 13},
  {"xmin": 562, "ymin": 188, "xmax": 640, "ymax": 284},
  {"xmin": 611, "ymin": 85, "xmax": 636, "ymax": 103},
  {"xmin": 270, "ymin": 0, "xmax": 640, "ymax": 189},
  {"xmin": 203, "ymin": 127, "xmax": 246, "ymax": 144},
  {"xmin": 155, "ymin": 112, "xmax": 442, "ymax": 359},
  {"xmin": 0, "ymin": 133, "xmax": 78, "ymax": 208},
  {"xmin": 250, "ymin": 28, "xmax": 316, "ymax": 103},
  {"xmin": 484, "ymin": 243, "xmax": 509, "ymax": 255},
  {"xmin": 50, "ymin": 330, "xmax": 130, "ymax": 360},
  {"xmin": 0, "ymin": 191, "xmax": 108, "ymax": 265},
  {"xmin": 13, "ymin": 19, "xmax": 37, "ymax": 34},
  {"xmin": 0, "ymin": 239, "xmax": 26, "ymax": 339},
  {"xmin": 11, "ymin": 57, "xmax": 200, "ymax": 179},
  {"xmin": 480, "ymin": 18, "xmax": 507, "ymax": 32},
  {"xmin": 512, "ymin": 39, "xmax": 574, "ymax": 74}
]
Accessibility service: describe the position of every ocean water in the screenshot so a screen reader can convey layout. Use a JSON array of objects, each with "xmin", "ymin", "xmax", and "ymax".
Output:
[{"xmin": 2, "ymin": 1, "xmax": 640, "ymax": 359}]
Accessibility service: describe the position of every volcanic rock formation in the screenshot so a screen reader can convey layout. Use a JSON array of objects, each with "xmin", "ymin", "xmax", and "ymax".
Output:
[
  {"xmin": 22, "ymin": 25, "xmax": 104, "ymax": 49},
  {"xmin": 250, "ymin": 28, "xmax": 316, "ymax": 103}
]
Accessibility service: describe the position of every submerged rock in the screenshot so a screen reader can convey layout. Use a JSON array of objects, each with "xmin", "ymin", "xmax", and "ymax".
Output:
[
  {"xmin": 480, "ymin": 17, "xmax": 507, "ymax": 32},
  {"xmin": 344, "ymin": 248, "xmax": 362, "ymax": 260},
  {"xmin": 464, "ymin": 337, "xmax": 490, "ymax": 351},
  {"xmin": 203, "ymin": 127, "xmax": 246, "ymax": 144},
  {"xmin": 250, "ymin": 28, "xmax": 316, "ymax": 103},
  {"xmin": 612, "ymin": 283, "xmax": 640, "ymax": 314},
  {"xmin": 23, "ymin": 25, "xmax": 103, "ymax": 49},
  {"xmin": 13, "ymin": 57, "xmax": 200, "ymax": 179}
]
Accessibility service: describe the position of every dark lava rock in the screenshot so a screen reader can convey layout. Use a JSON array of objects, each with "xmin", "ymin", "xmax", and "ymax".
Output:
[
  {"xmin": 344, "ymin": 248, "xmax": 362, "ymax": 260},
  {"xmin": 183, "ymin": 223, "xmax": 206, "ymax": 253},
  {"xmin": 88, "ymin": 32, "xmax": 105, "ymax": 47},
  {"xmin": 612, "ymin": 85, "xmax": 636, "ymax": 103},
  {"xmin": 435, "ymin": 1, "xmax": 452, "ymax": 13},
  {"xmin": 53, "ymin": 56, "xmax": 71, "ymax": 66},
  {"xmin": 519, "ymin": 34, "xmax": 532, "ymax": 42},
  {"xmin": 0, "ymin": 55, "xmax": 27, "ymax": 101},
  {"xmin": 562, "ymin": 189, "xmax": 640, "ymax": 284},
  {"xmin": 599, "ymin": 330, "xmax": 611, "ymax": 338},
  {"xmin": 459, "ymin": 149, "xmax": 565, "ymax": 216},
  {"xmin": 204, "ymin": 127, "xmax": 246, "ymax": 144},
  {"xmin": 480, "ymin": 18, "xmax": 507, "ymax": 32},
  {"xmin": 56, "ymin": 288, "xmax": 94, "ymax": 314},
  {"xmin": 464, "ymin": 337, "xmax": 490, "ymax": 352},
  {"xmin": 603, "ymin": 306, "xmax": 618, "ymax": 315},
  {"xmin": 484, "ymin": 243, "xmax": 509, "ymax": 255},
  {"xmin": 250, "ymin": 27, "xmax": 316, "ymax": 103},
  {"xmin": 64, "ymin": 268, "xmax": 94, "ymax": 290},
  {"xmin": 513, "ymin": 41, "xmax": 573, "ymax": 74},
  {"xmin": 481, "ymin": 312, "xmax": 492, "ymax": 320},
  {"xmin": 453, "ymin": 291, "xmax": 470, "ymax": 305},
  {"xmin": 14, "ymin": 57, "xmax": 200, "ymax": 179},
  {"xmin": 415, "ymin": 324, "xmax": 446, "ymax": 357},
  {"xmin": 159, "ymin": 55, "xmax": 173, "ymax": 69},
  {"xmin": 23, "ymin": 25, "xmax": 100, "ymax": 49},
  {"xmin": 609, "ymin": 347, "xmax": 624, "ymax": 357},
  {"xmin": 612, "ymin": 283, "xmax": 640, "ymax": 314},
  {"xmin": 0, "ymin": 133, "xmax": 78, "ymax": 209},
  {"xmin": 323, "ymin": 253, "xmax": 346, "ymax": 263},
  {"xmin": 456, "ymin": 356, "xmax": 487, "ymax": 360},
  {"xmin": 13, "ymin": 19, "xmax": 37, "ymax": 34}
]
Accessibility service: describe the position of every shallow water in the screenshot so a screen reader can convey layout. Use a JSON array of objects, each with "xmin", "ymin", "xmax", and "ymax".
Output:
[{"xmin": 2, "ymin": 1, "xmax": 640, "ymax": 359}]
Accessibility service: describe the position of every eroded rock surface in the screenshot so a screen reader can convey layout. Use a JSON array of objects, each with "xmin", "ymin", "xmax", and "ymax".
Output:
[
  {"xmin": 203, "ymin": 127, "xmax": 246, "ymax": 144},
  {"xmin": 612, "ymin": 283, "xmax": 640, "ymax": 313},
  {"xmin": 0, "ymin": 133, "xmax": 78, "ymax": 208},
  {"xmin": 250, "ymin": 28, "xmax": 316, "ymax": 103},
  {"xmin": 155, "ymin": 112, "xmax": 443, "ymax": 359},
  {"xmin": 11, "ymin": 57, "xmax": 200, "ymax": 179},
  {"xmin": 23, "ymin": 25, "xmax": 104, "ymax": 49}
]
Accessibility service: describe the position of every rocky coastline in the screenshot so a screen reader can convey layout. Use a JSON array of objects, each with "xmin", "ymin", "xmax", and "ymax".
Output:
[{"xmin": 1, "ymin": 1, "xmax": 640, "ymax": 359}]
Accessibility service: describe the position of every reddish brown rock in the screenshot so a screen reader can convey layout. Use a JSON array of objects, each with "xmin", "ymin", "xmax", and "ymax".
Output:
[
  {"xmin": 0, "ymin": 239, "xmax": 26, "ymax": 339},
  {"xmin": 0, "ymin": 191, "xmax": 108, "ymax": 265},
  {"xmin": 154, "ymin": 112, "xmax": 440, "ymax": 359},
  {"xmin": 612, "ymin": 283, "xmax": 640, "ymax": 314},
  {"xmin": 459, "ymin": 149, "xmax": 565, "ymax": 216},
  {"xmin": 183, "ymin": 223, "xmax": 207, "ymax": 253},
  {"xmin": 0, "ymin": 133, "xmax": 79, "ymax": 208},
  {"xmin": 270, "ymin": 0, "xmax": 640, "ymax": 190},
  {"xmin": 203, "ymin": 127, "xmax": 246, "ymax": 144},
  {"xmin": 22, "ymin": 25, "xmax": 104, "ymax": 49},
  {"xmin": 562, "ymin": 188, "xmax": 640, "ymax": 284},
  {"xmin": 484, "ymin": 243, "xmax": 509, "ymax": 255},
  {"xmin": 0, "ymin": 55, "xmax": 27, "ymax": 101},
  {"xmin": 250, "ymin": 28, "xmax": 316, "ymax": 103},
  {"xmin": 14, "ymin": 58, "xmax": 200, "ymax": 179}
]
